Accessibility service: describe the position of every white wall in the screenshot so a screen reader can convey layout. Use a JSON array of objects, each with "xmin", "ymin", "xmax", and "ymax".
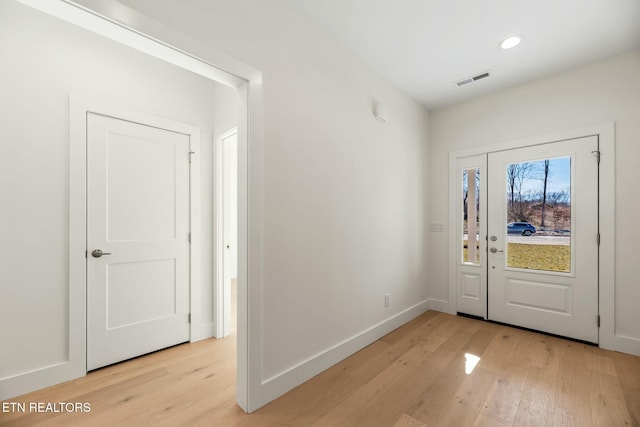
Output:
[
  {"xmin": 107, "ymin": 0, "xmax": 431, "ymax": 392},
  {"xmin": 0, "ymin": 1, "xmax": 231, "ymax": 395},
  {"xmin": 429, "ymin": 50, "xmax": 640, "ymax": 345}
]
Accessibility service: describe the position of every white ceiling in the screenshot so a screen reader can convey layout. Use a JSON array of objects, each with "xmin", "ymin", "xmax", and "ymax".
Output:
[{"xmin": 286, "ymin": 0, "xmax": 640, "ymax": 110}]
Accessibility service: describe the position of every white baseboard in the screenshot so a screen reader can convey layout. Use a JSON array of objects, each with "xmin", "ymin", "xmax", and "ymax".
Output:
[
  {"xmin": 428, "ymin": 298, "xmax": 454, "ymax": 314},
  {"xmin": 0, "ymin": 361, "xmax": 84, "ymax": 401},
  {"xmin": 251, "ymin": 299, "xmax": 431, "ymax": 411},
  {"xmin": 191, "ymin": 321, "xmax": 216, "ymax": 343},
  {"xmin": 600, "ymin": 333, "xmax": 640, "ymax": 357}
]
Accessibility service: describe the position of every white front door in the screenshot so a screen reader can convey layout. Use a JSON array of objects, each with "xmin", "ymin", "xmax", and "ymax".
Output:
[
  {"xmin": 486, "ymin": 136, "xmax": 599, "ymax": 343},
  {"xmin": 87, "ymin": 113, "xmax": 191, "ymax": 370}
]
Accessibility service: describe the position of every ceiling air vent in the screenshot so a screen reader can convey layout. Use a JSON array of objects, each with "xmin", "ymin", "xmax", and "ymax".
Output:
[{"xmin": 456, "ymin": 71, "xmax": 491, "ymax": 87}]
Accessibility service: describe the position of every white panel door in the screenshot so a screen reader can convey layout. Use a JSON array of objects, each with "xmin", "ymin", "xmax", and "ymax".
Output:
[
  {"xmin": 487, "ymin": 136, "xmax": 599, "ymax": 343},
  {"xmin": 87, "ymin": 113, "xmax": 190, "ymax": 370}
]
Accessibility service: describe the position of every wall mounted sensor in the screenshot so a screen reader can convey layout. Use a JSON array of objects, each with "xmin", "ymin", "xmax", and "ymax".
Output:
[{"xmin": 373, "ymin": 103, "xmax": 388, "ymax": 123}]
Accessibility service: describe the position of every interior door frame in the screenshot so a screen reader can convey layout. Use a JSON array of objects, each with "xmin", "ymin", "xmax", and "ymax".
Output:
[
  {"xmin": 71, "ymin": 95, "xmax": 202, "ymax": 364},
  {"xmin": 84, "ymin": 109, "xmax": 197, "ymax": 369},
  {"xmin": 448, "ymin": 123, "xmax": 618, "ymax": 351},
  {"xmin": 216, "ymin": 127, "xmax": 239, "ymax": 338}
]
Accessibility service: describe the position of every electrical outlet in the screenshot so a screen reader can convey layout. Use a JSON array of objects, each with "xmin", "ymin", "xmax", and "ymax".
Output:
[{"xmin": 384, "ymin": 293, "xmax": 390, "ymax": 308}]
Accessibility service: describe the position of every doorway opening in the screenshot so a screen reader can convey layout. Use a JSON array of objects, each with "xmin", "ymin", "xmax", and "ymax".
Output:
[
  {"xmin": 217, "ymin": 128, "xmax": 239, "ymax": 338},
  {"xmin": 9, "ymin": 0, "xmax": 261, "ymax": 412}
]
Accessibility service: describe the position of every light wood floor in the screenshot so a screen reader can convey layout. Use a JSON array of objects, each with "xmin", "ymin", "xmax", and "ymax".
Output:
[{"xmin": 2, "ymin": 311, "xmax": 639, "ymax": 426}]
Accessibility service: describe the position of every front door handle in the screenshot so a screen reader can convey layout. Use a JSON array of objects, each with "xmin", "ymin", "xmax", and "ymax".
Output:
[
  {"xmin": 91, "ymin": 249, "xmax": 112, "ymax": 258},
  {"xmin": 490, "ymin": 247, "xmax": 504, "ymax": 253}
]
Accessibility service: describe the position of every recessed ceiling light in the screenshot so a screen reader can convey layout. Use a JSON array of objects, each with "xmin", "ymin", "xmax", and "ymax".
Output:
[{"xmin": 499, "ymin": 35, "xmax": 524, "ymax": 50}]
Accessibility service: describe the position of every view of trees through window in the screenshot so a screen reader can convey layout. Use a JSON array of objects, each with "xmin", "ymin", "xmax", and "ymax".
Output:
[
  {"xmin": 506, "ymin": 157, "xmax": 571, "ymax": 231},
  {"xmin": 461, "ymin": 157, "xmax": 572, "ymax": 272},
  {"xmin": 506, "ymin": 157, "xmax": 571, "ymax": 273},
  {"xmin": 462, "ymin": 168, "xmax": 480, "ymax": 264}
]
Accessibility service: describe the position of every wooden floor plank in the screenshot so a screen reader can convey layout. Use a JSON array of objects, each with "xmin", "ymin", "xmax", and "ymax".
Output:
[
  {"xmin": 308, "ymin": 340, "xmax": 450, "ymax": 426},
  {"xmin": 551, "ymin": 340, "xmax": 594, "ymax": 427},
  {"xmin": 430, "ymin": 364, "xmax": 498, "ymax": 426},
  {"xmin": 511, "ymin": 334, "xmax": 564, "ymax": 426},
  {"xmin": 481, "ymin": 332, "xmax": 535, "ymax": 426},
  {"xmin": 407, "ymin": 323, "xmax": 494, "ymax": 423},
  {"xmin": 2, "ymin": 311, "xmax": 639, "ymax": 427},
  {"xmin": 379, "ymin": 311, "xmax": 440, "ymax": 346},
  {"xmin": 392, "ymin": 413, "xmax": 426, "ymax": 427},
  {"xmin": 589, "ymin": 392, "xmax": 633, "ymax": 426},
  {"xmin": 611, "ymin": 351, "xmax": 640, "ymax": 427}
]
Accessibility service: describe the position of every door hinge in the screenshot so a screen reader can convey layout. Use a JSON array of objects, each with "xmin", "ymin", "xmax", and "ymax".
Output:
[
  {"xmin": 597, "ymin": 315, "xmax": 600, "ymax": 327},
  {"xmin": 189, "ymin": 150, "xmax": 195, "ymax": 163},
  {"xmin": 188, "ymin": 232, "xmax": 191, "ymax": 244},
  {"xmin": 188, "ymin": 313, "xmax": 191, "ymax": 323},
  {"xmin": 597, "ymin": 233, "xmax": 601, "ymax": 246},
  {"xmin": 592, "ymin": 150, "xmax": 601, "ymax": 164},
  {"xmin": 85, "ymin": 250, "xmax": 87, "ymax": 258}
]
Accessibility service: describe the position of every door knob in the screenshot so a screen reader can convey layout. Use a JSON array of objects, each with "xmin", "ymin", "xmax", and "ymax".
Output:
[
  {"xmin": 91, "ymin": 249, "xmax": 112, "ymax": 258},
  {"xmin": 490, "ymin": 247, "xmax": 504, "ymax": 253}
]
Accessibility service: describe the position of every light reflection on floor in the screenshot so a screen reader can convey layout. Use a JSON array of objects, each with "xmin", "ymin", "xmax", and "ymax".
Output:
[{"xmin": 465, "ymin": 353, "xmax": 480, "ymax": 374}]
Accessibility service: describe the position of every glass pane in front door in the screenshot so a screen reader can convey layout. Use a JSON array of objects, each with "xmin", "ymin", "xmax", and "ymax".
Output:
[
  {"xmin": 505, "ymin": 157, "xmax": 571, "ymax": 273},
  {"xmin": 462, "ymin": 168, "xmax": 480, "ymax": 265}
]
